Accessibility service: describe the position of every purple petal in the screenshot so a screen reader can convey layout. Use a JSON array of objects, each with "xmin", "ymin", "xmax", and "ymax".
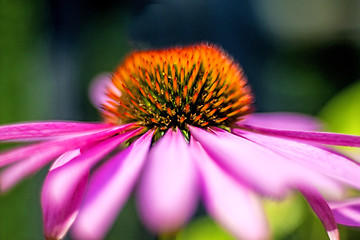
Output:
[
  {"xmin": 137, "ymin": 129, "xmax": 198, "ymax": 233},
  {"xmin": 190, "ymin": 126, "xmax": 341, "ymax": 198},
  {"xmin": 89, "ymin": 73, "xmax": 120, "ymax": 109},
  {"xmin": 235, "ymin": 129, "xmax": 360, "ymax": 193},
  {"xmin": 0, "ymin": 121, "xmax": 112, "ymax": 142},
  {"xmin": 72, "ymin": 131, "xmax": 153, "ymax": 240},
  {"xmin": 239, "ymin": 123, "xmax": 360, "ymax": 147},
  {"xmin": 329, "ymin": 198, "xmax": 360, "ymax": 227},
  {"xmin": 191, "ymin": 140, "xmax": 269, "ymax": 240},
  {"xmin": 41, "ymin": 150, "xmax": 87, "ymax": 240},
  {"xmin": 0, "ymin": 126, "xmax": 139, "ymax": 192},
  {"xmin": 301, "ymin": 189, "xmax": 339, "ymax": 240},
  {"xmin": 241, "ymin": 112, "xmax": 322, "ymax": 131}
]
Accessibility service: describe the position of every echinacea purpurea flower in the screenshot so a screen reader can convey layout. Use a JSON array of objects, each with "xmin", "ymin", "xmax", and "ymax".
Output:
[{"xmin": 1, "ymin": 43, "xmax": 360, "ymax": 240}]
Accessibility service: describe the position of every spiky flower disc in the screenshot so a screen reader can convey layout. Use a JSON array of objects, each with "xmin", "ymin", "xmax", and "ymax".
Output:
[{"xmin": 102, "ymin": 43, "xmax": 253, "ymax": 134}]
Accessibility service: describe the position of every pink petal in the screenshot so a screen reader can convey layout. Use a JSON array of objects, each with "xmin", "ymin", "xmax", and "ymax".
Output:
[
  {"xmin": 239, "ymin": 124, "xmax": 360, "ymax": 147},
  {"xmin": 235, "ymin": 129, "xmax": 360, "ymax": 193},
  {"xmin": 329, "ymin": 198, "xmax": 360, "ymax": 227},
  {"xmin": 41, "ymin": 149, "xmax": 87, "ymax": 240},
  {"xmin": 137, "ymin": 129, "xmax": 198, "ymax": 233},
  {"xmin": 0, "ymin": 123, "xmax": 134, "ymax": 168},
  {"xmin": 241, "ymin": 112, "xmax": 322, "ymax": 131},
  {"xmin": 189, "ymin": 126, "xmax": 341, "ymax": 198},
  {"xmin": 0, "ymin": 125, "xmax": 138, "ymax": 192},
  {"xmin": 0, "ymin": 121, "xmax": 112, "ymax": 142},
  {"xmin": 89, "ymin": 73, "xmax": 120, "ymax": 109},
  {"xmin": 39, "ymin": 131, "xmax": 138, "ymax": 203},
  {"xmin": 72, "ymin": 131, "xmax": 153, "ymax": 240},
  {"xmin": 191, "ymin": 140, "xmax": 269, "ymax": 240},
  {"xmin": 41, "ymin": 132, "xmax": 135, "ymax": 240},
  {"xmin": 50, "ymin": 149, "xmax": 82, "ymax": 171},
  {"xmin": 301, "ymin": 189, "xmax": 339, "ymax": 240}
]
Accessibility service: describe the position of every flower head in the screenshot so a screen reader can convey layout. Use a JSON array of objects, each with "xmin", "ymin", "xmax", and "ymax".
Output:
[
  {"xmin": 1, "ymin": 43, "xmax": 360, "ymax": 240},
  {"xmin": 104, "ymin": 45, "xmax": 253, "ymax": 131}
]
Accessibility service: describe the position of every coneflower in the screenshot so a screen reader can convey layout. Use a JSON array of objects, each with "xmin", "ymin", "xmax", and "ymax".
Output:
[{"xmin": 1, "ymin": 43, "xmax": 360, "ymax": 240}]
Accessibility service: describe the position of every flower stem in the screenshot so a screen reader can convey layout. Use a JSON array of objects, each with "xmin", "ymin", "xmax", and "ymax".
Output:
[{"xmin": 158, "ymin": 232, "xmax": 178, "ymax": 240}]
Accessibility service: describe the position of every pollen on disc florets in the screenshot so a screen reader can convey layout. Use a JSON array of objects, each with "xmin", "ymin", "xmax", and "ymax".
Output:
[{"xmin": 101, "ymin": 43, "xmax": 254, "ymax": 133}]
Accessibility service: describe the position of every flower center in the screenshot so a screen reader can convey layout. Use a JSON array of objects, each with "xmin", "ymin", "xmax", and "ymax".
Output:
[{"xmin": 102, "ymin": 43, "xmax": 253, "ymax": 133}]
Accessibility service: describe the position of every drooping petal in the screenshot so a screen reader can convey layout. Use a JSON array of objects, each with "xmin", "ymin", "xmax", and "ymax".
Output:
[
  {"xmin": 49, "ymin": 149, "xmax": 82, "ymax": 171},
  {"xmin": 0, "ymin": 126, "xmax": 138, "ymax": 192},
  {"xmin": 41, "ymin": 149, "xmax": 87, "ymax": 240},
  {"xmin": 329, "ymin": 198, "xmax": 360, "ymax": 227},
  {"xmin": 239, "ymin": 124, "xmax": 360, "ymax": 147},
  {"xmin": 0, "ymin": 121, "xmax": 112, "ymax": 142},
  {"xmin": 301, "ymin": 189, "xmax": 339, "ymax": 240},
  {"xmin": 41, "ymin": 131, "xmax": 135, "ymax": 240},
  {"xmin": 137, "ymin": 129, "xmax": 198, "ymax": 233},
  {"xmin": 72, "ymin": 131, "xmax": 152, "ymax": 240},
  {"xmin": 190, "ymin": 126, "xmax": 340, "ymax": 198},
  {"xmin": 39, "ymin": 131, "xmax": 138, "ymax": 205},
  {"xmin": 89, "ymin": 73, "xmax": 121, "ymax": 109},
  {"xmin": 241, "ymin": 112, "xmax": 322, "ymax": 131},
  {"xmin": 0, "ymin": 123, "xmax": 134, "ymax": 168},
  {"xmin": 235, "ymin": 129, "xmax": 360, "ymax": 194},
  {"xmin": 191, "ymin": 140, "xmax": 269, "ymax": 240}
]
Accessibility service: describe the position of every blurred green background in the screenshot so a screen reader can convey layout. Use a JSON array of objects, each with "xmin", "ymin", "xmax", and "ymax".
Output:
[{"xmin": 0, "ymin": 0, "xmax": 360, "ymax": 239}]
